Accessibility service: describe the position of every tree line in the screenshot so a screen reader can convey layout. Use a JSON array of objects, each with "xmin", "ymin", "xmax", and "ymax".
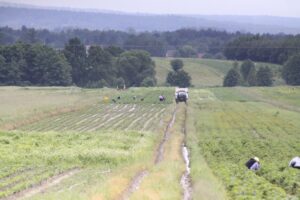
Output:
[
  {"xmin": 224, "ymin": 34, "xmax": 300, "ymax": 64},
  {"xmin": 0, "ymin": 26, "xmax": 239, "ymax": 58},
  {"xmin": 2, "ymin": 26, "xmax": 300, "ymax": 64},
  {"xmin": 0, "ymin": 38, "xmax": 156, "ymax": 87}
]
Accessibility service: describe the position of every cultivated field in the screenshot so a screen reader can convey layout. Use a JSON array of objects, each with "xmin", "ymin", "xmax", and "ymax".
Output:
[
  {"xmin": 0, "ymin": 86, "xmax": 299, "ymax": 200},
  {"xmin": 187, "ymin": 87, "xmax": 300, "ymax": 199},
  {"xmin": 0, "ymin": 87, "xmax": 175, "ymax": 199}
]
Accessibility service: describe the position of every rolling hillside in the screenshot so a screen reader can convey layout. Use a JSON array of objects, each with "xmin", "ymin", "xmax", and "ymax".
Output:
[{"xmin": 154, "ymin": 58, "xmax": 283, "ymax": 87}]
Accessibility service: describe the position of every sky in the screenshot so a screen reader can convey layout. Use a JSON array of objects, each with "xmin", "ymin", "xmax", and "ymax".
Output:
[{"xmin": 5, "ymin": 0, "xmax": 300, "ymax": 17}]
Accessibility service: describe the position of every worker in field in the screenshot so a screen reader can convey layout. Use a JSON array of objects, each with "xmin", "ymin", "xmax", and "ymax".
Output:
[
  {"xmin": 289, "ymin": 156, "xmax": 300, "ymax": 169},
  {"xmin": 159, "ymin": 95, "xmax": 165, "ymax": 102},
  {"xmin": 245, "ymin": 157, "xmax": 260, "ymax": 171}
]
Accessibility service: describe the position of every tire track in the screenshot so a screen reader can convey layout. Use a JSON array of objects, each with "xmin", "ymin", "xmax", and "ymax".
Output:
[
  {"xmin": 180, "ymin": 106, "xmax": 192, "ymax": 200},
  {"xmin": 155, "ymin": 106, "xmax": 177, "ymax": 164},
  {"xmin": 119, "ymin": 106, "xmax": 177, "ymax": 200}
]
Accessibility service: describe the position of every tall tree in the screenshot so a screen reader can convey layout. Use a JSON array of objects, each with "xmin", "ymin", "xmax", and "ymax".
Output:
[
  {"xmin": 117, "ymin": 50, "xmax": 156, "ymax": 87},
  {"xmin": 63, "ymin": 38, "xmax": 87, "ymax": 86},
  {"xmin": 241, "ymin": 59, "xmax": 255, "ymax": 80},
  {"xmin": 282, "ymin": 54, "xmax": 300, "ymax": 85},
  {"xmin": 256, "ymin": 66, "xmax": 273, "ymax": 86},
  {"xmin": 166, "ymin": 60, "xmax": 191, "ymax": 87},
  {"xmin": 31, "ymin": 45, "xmax": 72, "ymax": 85},
  {"xmin": 247, "ymin": 66, "xmax": 257, "ymax": 86},
  {"xmin": 86, "ymin": 46, "xmax": 114, "ymax": 85},
  {"xmin": 223, "ymin": 68, "xmax": 241, "ymax": 87},
  {"xmin": 170, "ymin": 59, "xmax": 184, "ymax": 71}
]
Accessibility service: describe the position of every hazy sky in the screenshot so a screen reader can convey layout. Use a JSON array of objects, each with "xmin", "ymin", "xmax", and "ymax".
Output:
[{"xmin": 7, "ymin": 0, "xmax": 300, "ymax": 17}]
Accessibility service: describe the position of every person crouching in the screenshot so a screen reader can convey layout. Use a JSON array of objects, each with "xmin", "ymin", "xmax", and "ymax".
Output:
[{"xmin": 245, "ymin": 157, "xmax": 260, "ymax": 171}]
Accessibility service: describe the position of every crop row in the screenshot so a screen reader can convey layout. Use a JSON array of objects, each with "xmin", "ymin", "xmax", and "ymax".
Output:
[
  {"xmin": 20, "ymin": 103, "xmax": 167, "ymax": 132},
  {"xmin": 191, "ymin": 90, "xmax": 300, "ymax": 199}
]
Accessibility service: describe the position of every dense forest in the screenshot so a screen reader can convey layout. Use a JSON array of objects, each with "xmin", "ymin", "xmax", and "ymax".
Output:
[
  {"xmin": 224, "ymin": 34, "xmax": 300, "ymax": 64},
  {"xmin": 1, "ymin": 26, "xmax": 300, "ymax": 64}
]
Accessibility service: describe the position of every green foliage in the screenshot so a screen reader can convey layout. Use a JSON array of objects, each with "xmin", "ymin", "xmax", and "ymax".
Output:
[
  {"xmin": 247, "ymin": 66, "xmax": 257, "ymax": 86},
  {"xmin": 0, "ymin": 42, "xmax": 72, "ymax": 86},
  {"xmin": 63, "ymin": 38, "xmax": 87, "ymax": 86},
  {"xmin": 224, "ymin": 35, "xmax": 300, "ymax": 64},
  {"xmin": 86, "ymin": 46, "xmax": 114, "ymax": 85},
  {"xmin": 256, "ymin": 66, "xmax": 273, "ymax": 86},
  {"xmin": 241, "ymin": 60, "xmax": 255, "ymax": 81},
  {"xmin": 104, "ymin": 46, "xmax": 124, "ymax": 57},
  {"xmin": 140, "ymin": 77, "xmax": 156, "ymax": 87},
  {"xmin": 117, "ymin": 50, "xmax": 156, "ymax": 87},
  {"xmin": 166, "ymin": 70, "xmax": 191, "ymax": 87},
  {"xmin": 166, "ymin": 59, "xmax": 191, "ymax": 87},
  {"xmin": 170, "ymin": 59, "xmax": 184, "ymax": 71},
  {"xmin": 223, "ymin": 68, "xmax": 241, "ymax": 87},
  {"xmin": 124, "ymin": 33, "xmax": 166, "ymax": 57},
  {"xmin": 283, "ymin": 54, "xmax": 300, "ymax": 85}
]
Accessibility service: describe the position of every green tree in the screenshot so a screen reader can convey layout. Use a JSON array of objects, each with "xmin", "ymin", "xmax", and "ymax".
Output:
[
  {"xmin": 63, "ymin": 38, "xmax": 87, "ymax": 86},
  {"xmin": 175, "ymin": 70, "xmax": 191, "ymax": 87},
  {"xmin": 247, "ymin": 66, "xmax": 257, "ymax": 86},
  {"xmin": 170, "ymin": 59, "xmax": 183, "ymax": 71},
  {"xmin": 166, "ymin": 60, "xmax": 191, "ymax": 87},
  {"xmin": 117, "ymin": 50, "xmax": 156, "ymax": 87},
  {"xmin": 241, "ymin": 59, "xmax": 255, "ymax": 80},
  {"xmin": 105, "ymin": 46, "xmax": 124, "ymax": 57},
  {"xmin": 87, "ymin": 46, "xmax": 114, "ymax": 86},
  {"xmin": 283, "ymin": 54, "xmax": 300, "ymax": 85},
  {"xmin": 31, "ymin": 45, "xmax": 72, "ymax": 86},
  {"xmin": 141, "ymin": 77, "xmax": 156, "ymax": 87},
  {"xmin": 0, "ymin": 57, "xmax": 22, "ymax": 85},
  {"xmin": 256, "ymin": 66, "xmax": 273, "ymax": 86},
  {"xmin": 223, "ymin": 68, "xmax": 241, "ymax": 87}
]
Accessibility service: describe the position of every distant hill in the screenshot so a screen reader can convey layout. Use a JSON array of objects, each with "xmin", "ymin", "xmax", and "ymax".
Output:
[
  {"xmin": 154, "ymin": 58, "xmax": 283, "ymax": 87},
  {"xmin": 1, "ymin": 3, "xmax": 300, "ymax": 34}
]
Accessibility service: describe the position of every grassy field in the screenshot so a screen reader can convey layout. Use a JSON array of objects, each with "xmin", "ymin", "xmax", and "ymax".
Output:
[{"xmin": 154, "ymin": 57, "xmax": 283, "ymax": 87}]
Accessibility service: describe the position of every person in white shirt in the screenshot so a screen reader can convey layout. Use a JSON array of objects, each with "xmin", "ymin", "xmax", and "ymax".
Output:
[{"xmin": 289, "ymin": 156, "xmax": 300, "ymax": 169}]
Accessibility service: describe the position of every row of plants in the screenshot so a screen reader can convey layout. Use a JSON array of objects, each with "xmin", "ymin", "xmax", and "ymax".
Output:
[{"xmin": 190, "ymin": 88, "xmax": 299, "ymax": 199}]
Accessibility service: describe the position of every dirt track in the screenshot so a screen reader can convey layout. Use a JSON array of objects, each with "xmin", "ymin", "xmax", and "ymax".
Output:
[
  {"xmin": 119, "ymin": 106, "xmax": 178, "ymax": 200},
  {"xmin": 4, "ymin": 168, "xmax": 80, "ymax": 200},
  {"xmin": 119, "ymin": 104, "xmax": 192, "ymax": 200}
]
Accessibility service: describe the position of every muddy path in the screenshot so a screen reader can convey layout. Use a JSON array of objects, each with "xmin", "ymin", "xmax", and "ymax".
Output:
[
  {"xmin": 155, "ymin": 107, "xmax": 177, "ymax": 164},
  {"xmin": 4, "ymin": 168, "xmax": 80, "ymax": 200},
  {"xmin": 180, "ymin": 106, "xmax": 192, "ymax": 200},
  {"xmin": 119, "ymin": 106, "xmax": 178, "ymax": 200}
]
